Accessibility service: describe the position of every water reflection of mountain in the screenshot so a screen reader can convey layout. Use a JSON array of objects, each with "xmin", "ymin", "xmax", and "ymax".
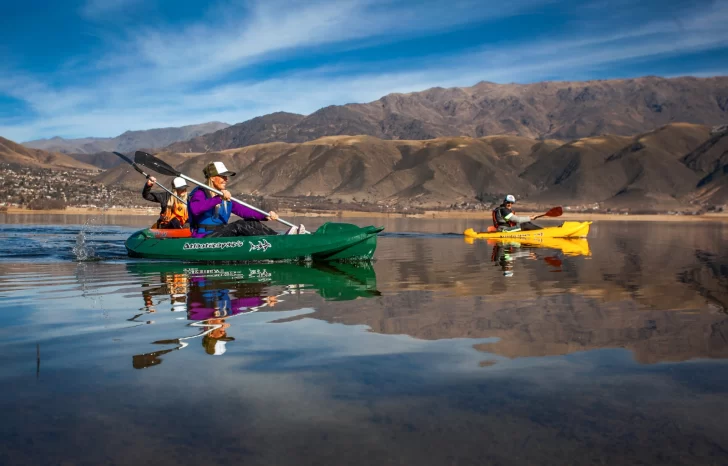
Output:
[
  {"xmin": 300, "ymin": 224, "xmax": 728, "ymax": 364},
  {"xmin": 126, "ymin": 262, "xmax": 380, "ymax": 368}
]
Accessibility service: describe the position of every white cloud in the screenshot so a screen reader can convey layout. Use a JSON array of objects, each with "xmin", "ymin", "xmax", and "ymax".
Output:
[{"xmin": 1, "ymin": 0, "xmax": 727, "ymax": 141}]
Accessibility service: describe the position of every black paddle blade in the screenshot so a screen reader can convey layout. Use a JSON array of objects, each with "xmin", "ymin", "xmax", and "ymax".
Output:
[
  {"xmin": 113, "ymin": 151, "xmax": 146, "ymax": 175},
  {"xmin": 134, "ymin": 151, "xmax": 180, "ymax": 177},
  {"xmin": 112, "ymin": 151, "xmax": 133, "ymax": 165}
]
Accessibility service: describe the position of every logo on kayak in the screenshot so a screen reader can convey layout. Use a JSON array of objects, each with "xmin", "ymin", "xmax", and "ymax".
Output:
[
  {"xmin": 182, "ymin": 240, "xmax": 245, "ymax": 251},
  {"xmin": 248, "ymin": 269, "xmax": 272, "ymax": 280},
  {"xmin": 249, "ymin": 239, "xmax": 272, "ymax": 252}
]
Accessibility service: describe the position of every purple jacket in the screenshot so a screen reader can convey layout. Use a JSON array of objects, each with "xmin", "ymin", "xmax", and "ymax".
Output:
[
  {"xmin": 187, "ymin": 296, "xmax": 265, "ymax": 321},
  {"xmin": 188, "ymin": 188, "xmax": 267, "ymax": 238}
]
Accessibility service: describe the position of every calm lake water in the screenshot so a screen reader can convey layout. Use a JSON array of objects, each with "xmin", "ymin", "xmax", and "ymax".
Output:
[{"xmin": 1, "ymin": 213, "xmax": 727, "ymax": 465}]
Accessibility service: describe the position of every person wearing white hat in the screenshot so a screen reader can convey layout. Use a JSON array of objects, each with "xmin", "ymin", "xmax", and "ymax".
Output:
[
  {"xmin": 142, "ymin": 175, "xmax": 189, "ymax": 229},
  {"xmin": 188, "ymin": 161, "xmax": 284, "ymax": 238},
  {"xmin": 491, "ymin": 194, "xmax": 542, "ymax": 232}
]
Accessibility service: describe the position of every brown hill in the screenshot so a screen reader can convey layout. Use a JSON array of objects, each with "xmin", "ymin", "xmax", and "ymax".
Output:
[
  {"xmin": 0, "ymin": 136, "xmax": 97, "ymax": 170},
  {"xmin": 23, "ymin": 121, "xmax": 230, "ymax": 154},
  {"xmin": 168, "ymin": 76, "xmax": 728, "ymax": 153},
  {"xmin": 67, "ymin": 151, "xmax": 126, "ymax": 170},
  {"xmin": 521, "ymin": 123, "xmax": 714, "ymax": 209},
  {"xmin": 95, "ymin": 151, "xmax": 198, "ymax": 189},
  {"xmin": 101, "ymin": 135, "xmax": 552, "ymax": 205},
  {"xmin": 682, "ymin": 130, "xmax": 728, "ymax": 205},
  {"xmin": 166, "ymin": 112, "xmax": 305, "ymax": 153}
]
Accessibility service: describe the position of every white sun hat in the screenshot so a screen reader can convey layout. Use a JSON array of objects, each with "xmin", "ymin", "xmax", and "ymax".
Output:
[{"xmin": 204, "ymin": 161, "xmax": 236, "ymax": 177}]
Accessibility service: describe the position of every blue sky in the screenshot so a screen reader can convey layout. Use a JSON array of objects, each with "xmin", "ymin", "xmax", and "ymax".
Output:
[{"xmin": 1, "ymin": 0, "xmax": 727, "ymax": 142}]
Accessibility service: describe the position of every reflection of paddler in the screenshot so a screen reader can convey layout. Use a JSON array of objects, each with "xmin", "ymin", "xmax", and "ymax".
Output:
[
  {"xmin": 141, "ymin": 272, "xmax": 190, "ymax": 313},
  {"xmin": 490, "ymin": 242, "xmax": 536, "ymax": 277},
  {"xmin": 202, "ymin": 318, "xmax": 234, "ymax": 355},
  {"xmin": 165, "ymin": 273, "xmax": 188, "ymax": 302},
  {"xmin": 187, "ymin": 276, "xmax": 279, "ymax": 355},
  {"xmin": 195, "ymin": 296, "xmax": 278, "ymax": 356},
  {"xmin": 186, "ymin": 276, "xmax": 275, "ymax": 320}
]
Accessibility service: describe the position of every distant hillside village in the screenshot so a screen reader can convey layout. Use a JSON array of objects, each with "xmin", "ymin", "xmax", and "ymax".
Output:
[
  {"xmin": 0, "ymin": 164, "xmax": 144, "ymax": 210},
  {"xmin": 0, "ymin": 163, "xmax": 429, "ymax": 214}
]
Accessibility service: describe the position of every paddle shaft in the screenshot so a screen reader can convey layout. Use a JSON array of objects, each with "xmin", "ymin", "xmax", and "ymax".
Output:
[
  {"xmin": 113, "ymin": 152, "xmax": 187, "ymax": 204},
  {"xmin": 179, "ymin": 174, "xmax": 296, "ymax": 229}
]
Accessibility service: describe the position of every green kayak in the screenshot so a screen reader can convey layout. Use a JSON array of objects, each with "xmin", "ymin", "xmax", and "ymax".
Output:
[{"xmin": 125, "ymin": 222, "xmax": 384, "ymax": 262}]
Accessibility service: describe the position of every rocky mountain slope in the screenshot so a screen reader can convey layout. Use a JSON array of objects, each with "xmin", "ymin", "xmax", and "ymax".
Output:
[
  {"xmin": 23, "ymin": 122, "xmax": 230, "ymax": 154},
  {"xmin": 168, "ymin": 76, "xmax": 728, "ymax": 153},
  {"xmin": 166, "ymin": 112, "xmax": 305, "ymax": 153}
]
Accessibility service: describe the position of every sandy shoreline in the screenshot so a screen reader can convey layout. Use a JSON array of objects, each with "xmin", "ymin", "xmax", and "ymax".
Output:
[{"xmin": 2, "ymin": 206, "xmax": 728, "ymax": 222}]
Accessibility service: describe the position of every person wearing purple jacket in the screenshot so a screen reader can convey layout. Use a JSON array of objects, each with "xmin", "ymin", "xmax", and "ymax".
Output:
[{"xmin": 189, "ymin": 161, "xmax": 281, "ymax": 238}]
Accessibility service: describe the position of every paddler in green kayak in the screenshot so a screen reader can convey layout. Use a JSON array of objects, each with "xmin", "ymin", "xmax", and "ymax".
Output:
[
  {"xmin": 492, "ymin": 195, "xmax": 543, "ymax": 232},
  {"xmin": 189, "ymin": 161, "xmax": 305, "ymax": 237},
  {"xmin": 142, "ymin": 176, "xmax": 189, "ymax": 229}
]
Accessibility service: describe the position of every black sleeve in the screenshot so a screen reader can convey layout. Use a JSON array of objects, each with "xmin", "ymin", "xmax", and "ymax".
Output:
[{"xmin": 142, "ymin": 183, "xmax": 167, "ymax": 205}]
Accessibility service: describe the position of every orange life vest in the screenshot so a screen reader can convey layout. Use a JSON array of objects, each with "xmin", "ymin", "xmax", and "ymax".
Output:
[{"xmin": 157, "ymin": 195, "xmax": 188, "ymax": 228}]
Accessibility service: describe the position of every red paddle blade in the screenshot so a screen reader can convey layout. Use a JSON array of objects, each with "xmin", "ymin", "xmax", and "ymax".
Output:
[
  {"xmin": 543, "ymin": 206, "xmax": 563, "ymax": 217},
  {"xmin": 487, "ymin": 226, "xmax": 497, "ymax": 232}
]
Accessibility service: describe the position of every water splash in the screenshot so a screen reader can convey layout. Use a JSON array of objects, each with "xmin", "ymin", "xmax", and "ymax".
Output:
[
  {"xmin": 72, "ymin": 230, "xmax": 96, "ymax": 261},
  {"xmin": 72, "ymin": 215, "xmax": 105, "ymax": 261}
]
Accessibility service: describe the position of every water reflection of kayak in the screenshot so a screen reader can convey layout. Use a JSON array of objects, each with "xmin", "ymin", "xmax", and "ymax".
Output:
[
  {"xmin": 484, "ymin": 237, "xmax": 591, "ymax": 257},
  {"xmin": 129, "ymin": 261, "xmax": 380, "ymax": 368},
  {"xmin": 126, "ymin": 261, "xmax": 380, "ymax": 302},
  {"xmin": 125, "ymin": 222, "xmax": 384, "ymax": 262}
]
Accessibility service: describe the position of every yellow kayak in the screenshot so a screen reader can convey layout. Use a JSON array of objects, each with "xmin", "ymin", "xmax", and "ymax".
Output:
[{"xmin": 463, "ymin": 221, "xmax": 592, "ymax": 239}]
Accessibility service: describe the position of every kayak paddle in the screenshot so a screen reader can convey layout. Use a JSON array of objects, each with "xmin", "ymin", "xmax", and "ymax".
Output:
[
  {"xmin": 134, "ymin": 151, "xmax": 297, "ymax": 229},
  {"xmin": 112, "ymin": 151, "xmax": 187, "ymax": 204},
  {"xmin": 532, "ymin": 206, "xmax": 563, "ymax": 220},
  {"xmin": 481, "ymin": 206, "xmax": 563, "ymax": 233}
]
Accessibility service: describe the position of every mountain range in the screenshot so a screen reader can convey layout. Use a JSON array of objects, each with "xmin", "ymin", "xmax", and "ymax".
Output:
[
  {"xmin": 167, "ymin": 76, "xmax": 728, "ymax": 153},
  {"xmin": 23, "ymin": 122, "xmax": 230, "ymax": 155},
  {"xmin": 93, "ymin": 123, "xmax": 728, "ymax": 210}
]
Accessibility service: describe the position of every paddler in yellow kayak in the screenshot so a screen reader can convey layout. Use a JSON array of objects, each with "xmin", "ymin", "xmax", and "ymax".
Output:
[{"xmin": 492, "ymin": 195, "xmax": 543, "ymax": 232}]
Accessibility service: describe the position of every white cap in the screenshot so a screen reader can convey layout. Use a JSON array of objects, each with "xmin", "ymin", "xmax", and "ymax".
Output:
[
  {"xmin": 213, "ymin": 340, "xmax": 227, "ymax": 356},
  {"xmin": 173, "ymin": 177, "xmax": 187, "ymax": 189},
  {"xmin": 204, "ymin": 161, "xmax": 236, "ymax": 177},
  {"xmin": 504, "ymin": 194, "xmax": 516, "ymax": 203}
]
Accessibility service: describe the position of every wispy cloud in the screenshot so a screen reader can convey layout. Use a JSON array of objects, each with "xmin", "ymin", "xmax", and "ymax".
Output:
[
  {"xmin": 81, "ymin": 0, "xmax": 145, "ymax": 19},
  {"xmin": 1, "ymin": 0, "xmax": 727, "ymax": 141}
]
